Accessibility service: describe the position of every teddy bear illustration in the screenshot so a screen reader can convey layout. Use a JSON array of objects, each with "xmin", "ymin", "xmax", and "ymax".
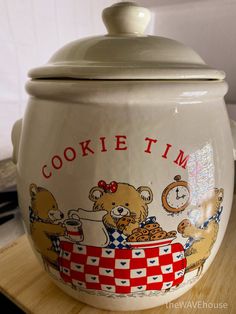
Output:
[
  {"xmin": 29, "ymin": 183, "xmax": 66, "ymax": 270},
  {"xmin": 89, "ymin": 180, "xmax": 153, "ymax": 248},
  {"xmin": 177, "ymin": 188, "xmax": 224, "ymax": 276}
]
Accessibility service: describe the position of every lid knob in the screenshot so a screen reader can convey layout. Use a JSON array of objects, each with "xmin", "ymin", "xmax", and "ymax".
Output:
[{"xmin": 102, "ymin": 2, "xmax": 151, "ymax": 36}]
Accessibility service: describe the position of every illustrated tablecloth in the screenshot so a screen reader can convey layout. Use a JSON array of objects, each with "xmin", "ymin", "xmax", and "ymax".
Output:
[{"xmin": 59, "ymin": 241, "xmax": 186, "ymax": 294}]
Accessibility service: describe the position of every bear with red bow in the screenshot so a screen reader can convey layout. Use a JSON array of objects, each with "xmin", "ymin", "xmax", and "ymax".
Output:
[{"xmin": 89, "ymin": 180, "xmax": 153, "ymax": 248}]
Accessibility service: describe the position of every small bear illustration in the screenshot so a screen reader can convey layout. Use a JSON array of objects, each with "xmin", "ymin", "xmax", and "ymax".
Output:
[
  {"xmin": 29, "ymin": 184, "xmax": 66, "ymax": 269},
  {"xmin": 178, "ymin": 188, "xmax": 224, "ymax": 276},
  {"xmin": 89, "ymin": 181, "xmax": 153, "ymax": 238}
]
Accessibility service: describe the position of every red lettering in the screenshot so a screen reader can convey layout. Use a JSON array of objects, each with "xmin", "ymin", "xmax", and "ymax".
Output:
[
  {"xmin": 162, "ymin": 143, "xmax": 172, "ymax": 159},
  {"xmin": 100, "ymin": 137, "xmax": 107, "ymax": 152},
  {"xmin": 42, "ymin": 165, "xmax": 52, "ymax": 179},
  {"xmin": 52, "ymin": 155, "xmax": 63, "ymax": 169},
  {"xmin": 80, "ymin": 140, "xmax": 95, "ymax": 156},
  {"xmin": 64, "ymin": 147, "xmax": 76, "ymax": 161},
  {"xmin": 174, "ymin": 150, "xmax": 189, "ymax": 169},
  {"xmin": 115, "ymin": 135, "xmax": 127, "ymax": 150},
  {"xmin": 144, "ymin": 137, "xmax": 157, "ymax": 153}
]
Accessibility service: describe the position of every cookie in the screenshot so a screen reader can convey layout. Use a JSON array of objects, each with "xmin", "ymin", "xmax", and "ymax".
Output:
[
  {"xmin": 177, "ymin": 219, "xmax": 192, "ymax": 234},
  {"xmin": 149, "ymin": 227, "xmax": 163, "ymax": 235},
  {"xmin": 166, "ymin": 230, "xmax": 177, "ymax": 238},
  {"xmin": 117, "ymin": 216, "xmax": 134, "ymax": 231},
  {"xmin": 144, "ymin": 223, "xmax": 160, "ymax": 230},
  {"xmin": 136, "ymin": 235, "xmax": 150, "ymax": 242},
  {"xmin": 127, "ymin": 231, "xmax": 144, "ymax": 242},
  {"xmin": 126, "ymin": 234, "xmax": 135, "ymax": 242},
  {"xmin": 132, "ymin": 227, "xmax": 149, "ymax": 235},
  {"xmin": 150, "ymin": 231, "xmax": 167, "ymax": 240}
]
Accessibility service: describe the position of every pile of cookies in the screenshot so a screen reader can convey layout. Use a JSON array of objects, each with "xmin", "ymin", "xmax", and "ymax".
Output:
[{"xmin": 126, "ymin": 223, "xmax": 177, "ymax": 242}]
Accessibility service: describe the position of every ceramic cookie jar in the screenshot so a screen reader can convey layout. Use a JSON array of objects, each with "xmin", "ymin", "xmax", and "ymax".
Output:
[{"xmin": 11, "ymin": 2, "xmax": 236, "ymax": 311}]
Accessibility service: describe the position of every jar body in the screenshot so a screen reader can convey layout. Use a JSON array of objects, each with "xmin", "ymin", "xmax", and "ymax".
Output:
[{"xmin": 17, "ymin": 80, "xmax": 233, "ymax": 310}]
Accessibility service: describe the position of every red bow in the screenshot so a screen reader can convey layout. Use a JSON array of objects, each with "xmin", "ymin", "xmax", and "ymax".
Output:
[{"xmin": 98, "ymin": 180, "xmax": 118, "ymax": 193}]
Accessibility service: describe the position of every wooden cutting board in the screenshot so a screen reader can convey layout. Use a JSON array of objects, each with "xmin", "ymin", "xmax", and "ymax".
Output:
[{"xmin": 0, "ymin": 197, "xmax": 236, "ymax": 314}]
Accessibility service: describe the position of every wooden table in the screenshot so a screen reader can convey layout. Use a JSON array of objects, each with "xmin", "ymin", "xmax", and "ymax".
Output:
[{"xmin": 0, "ymin": 198, "xmax": 236, "ymax": 314}]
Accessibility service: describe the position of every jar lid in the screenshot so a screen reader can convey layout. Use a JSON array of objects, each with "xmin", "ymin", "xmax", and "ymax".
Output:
[{"xmin": 29, "ymin": 2, "xmax": 225, "ymax": 80}]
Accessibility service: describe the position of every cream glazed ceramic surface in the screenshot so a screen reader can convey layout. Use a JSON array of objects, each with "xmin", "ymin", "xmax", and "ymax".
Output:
[{"xmin": 12, "ymin": 2, "xmax": 236, "ymax": 312}]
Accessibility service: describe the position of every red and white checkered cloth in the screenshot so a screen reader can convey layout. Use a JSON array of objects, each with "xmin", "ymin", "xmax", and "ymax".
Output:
[{"xmin": 59, "ymin": 241, "xmax": 186, "ymax": 294}]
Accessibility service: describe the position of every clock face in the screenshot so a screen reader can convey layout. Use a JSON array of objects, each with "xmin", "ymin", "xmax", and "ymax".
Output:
[{"xmin": 166, "ymin": 185, "xmax": 190, "ymax": 210}]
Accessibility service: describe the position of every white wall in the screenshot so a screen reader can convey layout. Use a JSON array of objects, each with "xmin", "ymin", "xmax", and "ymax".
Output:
[{"xmin": 148, "ymin": 0, "xmax": 236, "ymax": 104}]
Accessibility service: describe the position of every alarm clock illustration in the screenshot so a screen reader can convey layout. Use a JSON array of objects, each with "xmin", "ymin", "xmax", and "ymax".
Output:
[{"xmin": 161, "ymin": 175, "xmax": 190, "ymax": 213}]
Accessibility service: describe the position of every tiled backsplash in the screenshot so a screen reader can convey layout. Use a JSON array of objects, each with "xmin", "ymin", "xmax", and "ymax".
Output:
[
  {"xmin": 0, "ymin": 0, "xmax": 118, "ymax": 160},
  {"xmin": 0, "ymin": 0, "xmax": 119, "ymax": 116}
]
